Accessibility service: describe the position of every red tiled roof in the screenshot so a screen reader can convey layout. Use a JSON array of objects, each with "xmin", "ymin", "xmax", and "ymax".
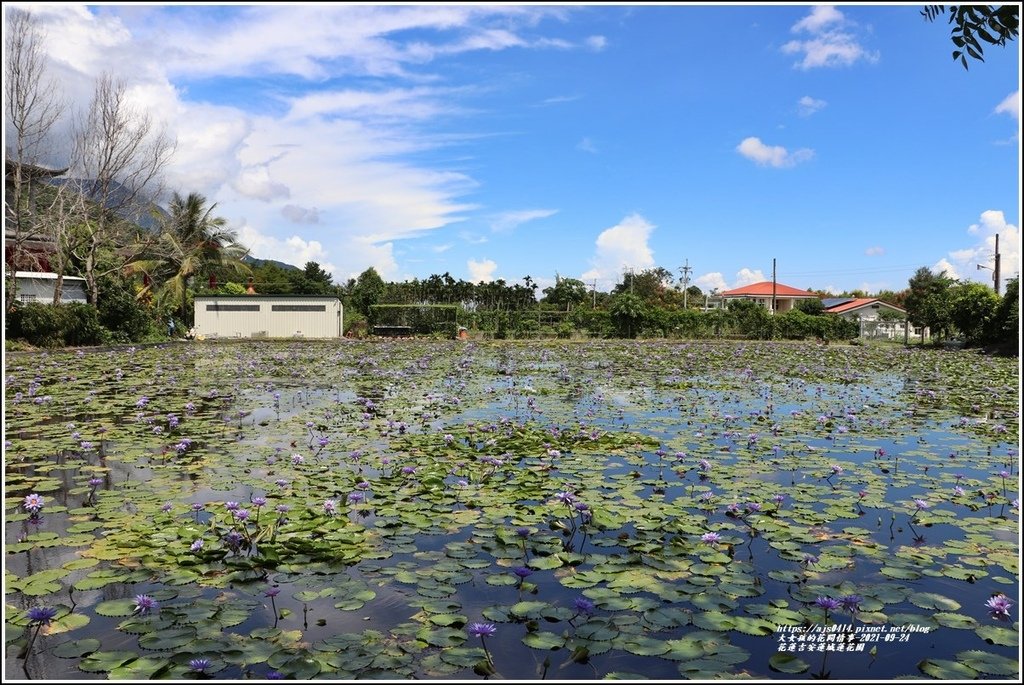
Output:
[
  {"xmin": 720, "ymin": 281, "xmax": 817, "ymax": 298},
  {"xmin": 825, "ymin": 298, "xmax": 905, "ymax": 315}
]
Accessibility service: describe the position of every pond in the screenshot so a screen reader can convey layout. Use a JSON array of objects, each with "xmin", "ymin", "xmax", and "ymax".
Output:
[{"xmin": 3, "ymin": 339, "xmax": 1019, "ymax": 680}]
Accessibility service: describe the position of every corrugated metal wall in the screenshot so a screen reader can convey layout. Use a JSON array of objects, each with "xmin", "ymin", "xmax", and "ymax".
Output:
[{"xmin": 194, "ymin": 297, "xmax": 343, "ymax": 338}]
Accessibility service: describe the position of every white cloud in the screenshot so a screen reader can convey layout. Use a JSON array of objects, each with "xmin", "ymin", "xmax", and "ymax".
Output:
[
  {"xmin": 995, "ymin": 90, "xmax": 1020, "ymax": 121},
  {"xmin": 580, "ymin": 213, "xmax": 656, "ymax": 290},
  {"xmin": 865, "ymin": 246, "xmax": 885, "ymax": 256},
  {"xmin": 736, "ymin": 137, "xmax": 814, "ymax": 168},
  {"xmin": 459, "ymin": 231, "xmax": 488, "ymax": 244},
  {"xmin": 783, "ymin": 6, "xmax": 878, "ymax": 69},
  {"xmin": 695, "ymin": 272, "xmax": 727, "ymax": 293},
  {"xmin": 798, "ymin": 95, "xmax": 827, "ymax": 116},
  {"xmin": 791, "ymin": 6, "xmax": 844, "ymax": 34},
  {"xmin": 577, "ymin": 137, "xmax": 598, "ymax": 154},
  {"xmin": 734, "ymin": 268, "xmax": 767, "ymax": 287},
  {"xmin": 232, "ymin": 164, "xmax": 291, "ymax": 202},
  {"xmin": 431, "ymin": 243, "xmax": 453, "ymax": 253},
  {"xmin": 11, "ymin": 4, "xmax": 597, "ymax": 283},
  {"xmin": 942, "ymin": 210, "xmax": 1020, "ymax": 289},
  {"xmin": 489, "ymin": 208, "xmax": 558, "ymax": 232},
  {"xmin": 467, "ymin": 258, "xmax": 497, "ymax": 283},
  {"xmin": 281, "ymin": 205, "xmax": 320, "ymax": 224},
  {"xmin": 695, "ymin": 268, "xmax": 769, "ymax": 292},
  {"xmin": 236, "ymin": 223, "xmax": 337, "ymax": 276},
  {"xmin": 586, "ymin": 35, "xmax": 607, "ymax": 51},
  {"xmin": 932, "ymin": 258, "xmax": 961, "ymax": 281}
]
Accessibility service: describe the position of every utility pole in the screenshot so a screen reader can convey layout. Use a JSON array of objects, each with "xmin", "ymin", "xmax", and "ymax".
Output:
[
  {"xmin": 679, "ymin": 259, "xmax": 692, "ymax": 309},
  {"xmin": 977, "ymin": 233, "xmax": 1002, "ymax": 294},
  {"xmin": 994, "ymin": 233, "xmax": 1001, "ymax": 295},
  {"xmin": 771, "ymin": 258, "xmax": 777, "ymax": 315},
  {"xmin": 592, "ymin": 279, "xmax": 597, "ymax": 308}
]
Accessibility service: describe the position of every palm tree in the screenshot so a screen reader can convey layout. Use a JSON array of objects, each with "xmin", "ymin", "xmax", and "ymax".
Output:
[{"xmin": 130, "ymin": 192, "xmax": 250, "ymax": 323}]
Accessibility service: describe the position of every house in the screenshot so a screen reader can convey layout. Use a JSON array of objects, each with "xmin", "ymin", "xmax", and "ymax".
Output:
[
  {"xmin": 720, "ymin": 281, "xmax": 818, "ymax": 314},
  {"xmin": 194, "ymin": 295, "xmax": 343, "ymax": 339},
  {"xmin": 821, "ymin": 297, "xmax": 905, "ymax": 321},
  {"xmin": 823, "ymin": 297, "xmax": 924, "ymax": 340},
  {"xmin": 12, "ymin": 271, "xmax": 87, "ymax": 304}
]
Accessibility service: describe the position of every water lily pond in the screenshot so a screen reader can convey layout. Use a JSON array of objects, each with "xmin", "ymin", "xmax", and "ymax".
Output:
[{"xmin": 4, "ymin": 339, "xmax": 1019, "ymax": 680}]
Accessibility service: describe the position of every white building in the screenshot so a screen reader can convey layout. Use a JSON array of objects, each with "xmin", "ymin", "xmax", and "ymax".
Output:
[
  {"xmin": 194, "ymin": 296, "xmax": 343, "ymax": 339},
  {"xmin": 12, "ymin": 271, "xmax": 88, "ymax": 304},
  {"xmin": 823, "ymin": 297, "xmax": 922, "ymax": 340}
]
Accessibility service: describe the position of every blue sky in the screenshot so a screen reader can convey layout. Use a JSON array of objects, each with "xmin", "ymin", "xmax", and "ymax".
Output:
[{"xmin": 9, "ymin": 3, "xmax": 1021, "ymax": 294}]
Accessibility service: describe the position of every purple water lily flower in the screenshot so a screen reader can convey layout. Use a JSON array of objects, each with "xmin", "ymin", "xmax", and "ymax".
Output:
[
  {"xmin": 189, "ymin": 658, "xmax": 211, "ymax": 673},
  {"xmin": 133, "ymin": 594, "xmax": 159, "ymax": 616},
  {"xmin": 986, "ymin": 594, "xmax": 1012, "ymax": 617},
  {"xmin": 815, "ymin": 596, "xmax": 841, "ymax": 611},
  {"xmin": 468, "ymin": 622, "xmax": 497, "ymax": 638},
  {"xmin": 700, "ymin": 532, "xmax": 721, "ymax": 544},
  {"xmin": 573, "ymin": 597, "xmax": 596, "ymax": 616},
  {"xmin": 26, "ymin": 606, "xmax": 58, "ymax": 626}
]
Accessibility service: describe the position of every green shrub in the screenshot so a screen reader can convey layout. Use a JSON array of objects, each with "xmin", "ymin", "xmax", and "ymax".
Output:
[{"xmin": 14, "ymin": 302, "xmax": 107, "ymax": 347}]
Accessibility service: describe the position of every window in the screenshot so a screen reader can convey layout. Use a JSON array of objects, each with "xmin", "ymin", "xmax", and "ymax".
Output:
[
  {"xmin": 271, "ymin": 304, "xmax": 327, "ymax": 312},
  {"xmin": 206, "ymin": 304, "xmax": 260, "ymax": 312}
]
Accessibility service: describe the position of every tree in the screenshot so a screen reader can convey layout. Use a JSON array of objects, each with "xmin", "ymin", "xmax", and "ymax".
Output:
[
  {"xmin": 904, "ymin": 267, "xmax": 955, "ymax": 341},
  {"xmin": 610, "ymin": 292, "xmax": 647, "ymax": 338},
  {"xmin": 949, "ymin": 281, "xmax": 1000, "ymax": 345},
  {"xmin": 542, "ymin": 275, "xmax": 588, "ymax": 311},
  {"xmin": 289, "ymin": 261, "xmax": 335, "ymax": 295},
  {"xmin": 992, "ymin": 276, "xmax": 1019, "ymax": 348},
  {"xmin": 795, "ymin": 298, "xmax": 825, "ymax": 316},
  {"xmin": 922, "ymin": 5, "xmax": 1019, "ymax": 69},
  {"xmin": 351, "ymin": 267, "xmax": 386, "ymax": 316},
  {"xmin": 4, "ymin": 8, "xmax": 69, "ymax": 308},
  {"xmin": 69, "ymin": 73, "xmax": 175, "ymax": 307},
  {"xmin": 129, "ymin": 192, "xmax": 249, "ymax": 322}
]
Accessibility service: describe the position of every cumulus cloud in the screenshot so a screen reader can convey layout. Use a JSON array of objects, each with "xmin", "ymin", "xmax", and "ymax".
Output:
[
  {"xmin": 865, "ymin": 246, "xmax": 884, "ymax": 256},
  {"xmin": 734, "ymin": 268, "xmax": 767, "ymax": 287},
  {"xmin": 467, "ymin": 258, "xmax": 498, "ymax": 283},
  {"xmin": 932, "ymin": 257, "xmax": 961, "ymax": 281},
  {"xmin": 236, "ymin": 223, "xmax": 336, "ymax": 275},
  {"xmin": 489, "ymin": 208, "xmax": 558, "ymax": 233},
  {"xmin": 232, "ymin": 164, "xmax": 291, "ymax": 202},
  {"xmin": 586, "ymin": 35, "xmax": 607, "ymax": 51},
  {"xmin": 995, "ymin": 90, "xmax": 1020, "ymax": 121},
  {"xmin": 695, "ymin": 272, "xmax": 727, "ymax": 293},
  {"xmin": 694, "ymin": 269, "xmax": 770, "ymax": 292},
  {"xmin": 12, "ymin": 4, "xmax": 595, "ymax": 282},
  {"xmin": 736, "ymin": 137, "xmax": 814, "ymax": 168},
  {"xmin": 580, "ymin": 213, "xmax": 656, "ymax": 290},
  {"xmin": 577, "ymin": 137, "xmax": 598, "ymax": 154},
  {"xmin": 798, "ymin": 95, "xmax": 827, "ymax": 116},
  {"xmin": 941, "ymin": 210, "xmax": 1020, "ymax": 289},
  {"xmin": 791, "ymin": 5, "xmax": 844, "ymax": 33},
  {"xmin": 782, "ymin": 5, "xmax": 878, "ymax": 69},
  {"xmin": 281, "ymin": 204, "xmax": 320, "ymax": 224}
]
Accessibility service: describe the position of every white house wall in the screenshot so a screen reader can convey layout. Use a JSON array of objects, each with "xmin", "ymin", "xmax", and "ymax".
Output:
[
  {"xmin": 15, "ymin": 275, "xmax": 87, "ymax": 304},
  {"xmin": 194, "ymin": 298, "xmax": 343, "ymax": 338}
]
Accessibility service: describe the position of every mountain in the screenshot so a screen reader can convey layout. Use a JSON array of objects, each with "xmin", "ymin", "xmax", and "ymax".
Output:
[{"xmin": 243, "ymin": 255, "xmax": 301, "ymax": 271}]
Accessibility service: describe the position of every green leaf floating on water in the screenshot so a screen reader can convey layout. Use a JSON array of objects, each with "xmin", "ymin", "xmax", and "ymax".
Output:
[
  {"xmin": 974, "ymin": 625, "xmax": 1018, "ymax": 647},
  {"xmin": 52, "ymin": 638, "xmax": 102, "ymax": 658},
  {"xmin": 918, "ymin": 658, "xmax": 979, "ymax": 679},
  {"xmin": 522, "ymin": 631, "xmax": 565, "ymax": 650},
  {"xmin": 769, "ymin": 653, "xmax": 810, "ymax": 674},
  {"xmin": 78, "ymin": 651, "xmax": 139, "ymax": 673},
  {"xmin": 955, "ymin": 650, "xmax": 1019, "ymax": 676}
]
